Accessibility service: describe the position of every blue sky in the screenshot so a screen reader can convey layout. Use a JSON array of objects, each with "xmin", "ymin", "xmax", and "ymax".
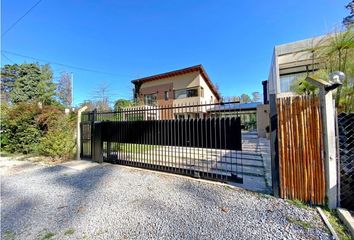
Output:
[{"xmin": 1, "ymin": 0, "xmax": 349, "ymax": 105}]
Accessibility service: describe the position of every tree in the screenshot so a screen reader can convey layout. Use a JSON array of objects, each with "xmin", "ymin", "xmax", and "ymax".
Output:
[
  {"xmin": 114, "ymin": 99, "xmax": 132, "ymax": 111},
  {"xmin": 0, "ymin": 64, "xmax": 18, "ymax": 103},
  {"xmin": 57, "ymin": 72, "xmax": 72, "ymax": 107},
  {"xmin": 4, "ymin": 63, "xmax": 56, "ymax": 104},
  {"xmin": 240, "ymin": 93, "xmax": 251, "ymax": 103},
  {"xmin": 291, "ymin": 28, "xmax": 354, "ymax": 112},
  {"xmin": 251, "ymin": 92, "xmax": 260, "ymax": 102},
  {"xmin": 343, "ymin": 0, "xmax": 354, "ymax": 28},
  {"xmin": 92, "ymin": 83, "xmax": 112, "ymax": 111}
]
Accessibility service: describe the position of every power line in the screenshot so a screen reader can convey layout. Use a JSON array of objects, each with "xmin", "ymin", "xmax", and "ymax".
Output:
[
  {"xmin": 1, "ymin": 53, "xmax": 16, "ymax": 64},
  {"xmin": 2, "ymin": 50, "xmax": 136, "ymax": 78},
  {"xmin": 2, "ymin": 0, "xmax": 43, "ymax": 37}
]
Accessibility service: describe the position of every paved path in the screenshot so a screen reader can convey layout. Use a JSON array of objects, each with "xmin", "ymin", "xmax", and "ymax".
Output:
[
  {"xmin": 1, "ymin": 157, "xmax": 329, "ymax": 240},
  {"xmin": 107, "ymin": 132, "xmax": 271, "ymax": 192}
]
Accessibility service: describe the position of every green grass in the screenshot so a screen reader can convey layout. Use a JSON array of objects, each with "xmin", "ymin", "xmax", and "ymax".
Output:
[
  {"xmin": 322, "ymin": 209, "xmax": 352, "ymax": 240},
  {"xmin": 105, "ymin": 143, "xmax": 157, "ymax": 153},
  {"xmin": 286, "ymin": 199, "xmax": 308, "ymax": 209},
  {"xmin": 223, "ymin": 185, "xmax": 234, "ymax": 190},
  {"xmin": 64, "ymin": 228, "xmax": 75, "ymax": 236},
  {"xmin": 286, "ymin": 216, "xmax": 313, "ymax": 230},
  {"xmin": 40, "ymin": 231, "xmax": 55, "ymax": 240},
  {"xmin": 3, "ymin": 230, "xmax": 15, "ymax": 240}
]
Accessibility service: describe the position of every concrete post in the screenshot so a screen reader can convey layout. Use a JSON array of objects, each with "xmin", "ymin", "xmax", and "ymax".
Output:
[
  {"xmin": 77, "ymin": 106, "xmax": 88, "ymax": 160},
  {"xmin": 306, "ymin": 77, "xmax": 338, "ymax": 209},
  {"xmin": 320, "ymin": 87, "xmax": 338, "ymax": 209}
]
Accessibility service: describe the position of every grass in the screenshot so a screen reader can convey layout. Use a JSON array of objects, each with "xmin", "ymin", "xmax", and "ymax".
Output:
[
  {"xmin": 286, "ymin": 199, "xmax": 308, "ymax": 209},
  {"xmin": 223, "ymin": 185, "xmax": 234, "ymax": 190},
  {"xmin": 286, "ymin": 216, "xmax": 313, "ymax": 230},
  {"xmin": 3, "ymin": 230, "xmax": 15, "ymax": 240},
  {"xmin": 40, "ymin": 231, "xmax": 55, "ymax": 240},
  {"xmin": 64, "ymin": 228, "xmax": 75, "ymax": 236},
  {"xmin": 104, "ymin": 143, "xmax": 157, "ymax": 153},
  {"xmin": 322, "ymin": 209, "xmax": 352, "ymax": 240}
]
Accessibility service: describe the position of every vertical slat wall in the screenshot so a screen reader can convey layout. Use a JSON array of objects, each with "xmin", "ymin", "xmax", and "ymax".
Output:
[{"xmin": 277, "ymin": 95, "xmax": 325, "ymax": 205}]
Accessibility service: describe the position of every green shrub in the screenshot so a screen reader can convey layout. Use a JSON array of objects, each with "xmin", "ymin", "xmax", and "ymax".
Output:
[
  {"xmin": 37, "ymin": 114, "xmax": 76, "ymax": 160},
  {"xmin": 1, "ymin": 102, "xmax": 42, "ymax": 154},
  {"xmin": 1, "ymin": 102, "xmax": 77, "ymax": 160}
]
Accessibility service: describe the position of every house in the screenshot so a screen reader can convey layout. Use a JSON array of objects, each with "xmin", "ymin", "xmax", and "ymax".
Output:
[{"xmin": 131, "ymin": 65, "xmax": 221, "ymax": 119}]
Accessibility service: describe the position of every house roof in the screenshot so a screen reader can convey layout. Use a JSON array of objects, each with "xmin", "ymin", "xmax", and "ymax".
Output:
[{"xmin": 131, "ymin": 65, "xmax": 221, "ymax": 100}]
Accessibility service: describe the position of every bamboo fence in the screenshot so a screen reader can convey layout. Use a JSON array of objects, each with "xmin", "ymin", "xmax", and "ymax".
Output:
[{"xmin": 277, "ymin": 95, "xmax": 325, "ymax": 205}]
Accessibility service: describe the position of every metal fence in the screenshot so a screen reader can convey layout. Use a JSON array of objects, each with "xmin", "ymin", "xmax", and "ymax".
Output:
[
  {"xmin": 81, "ymin": 101, "xmax": 244, "ymax": 183},
  {"xmin": 337, "ymin": 112, "xmax": 354, "ymax": 211}
]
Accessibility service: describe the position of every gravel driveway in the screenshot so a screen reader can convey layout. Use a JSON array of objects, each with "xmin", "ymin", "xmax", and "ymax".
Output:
[{"xmin": 1, "ymin": 158, "xmax": 330, "ymax": 240}]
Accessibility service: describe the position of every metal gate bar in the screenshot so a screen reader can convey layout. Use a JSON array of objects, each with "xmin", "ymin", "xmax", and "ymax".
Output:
[{"xmin": 81, "ymin": 101, "xmax": 243, "ymax": 183}]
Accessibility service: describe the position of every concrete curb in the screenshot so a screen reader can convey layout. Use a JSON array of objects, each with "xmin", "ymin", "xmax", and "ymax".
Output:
[
  {"xmin": 316, "ymin": 207, "xmax": 339, "ymax": 240},
  {"xmin": 337, "ymin": 208, "xmax": 354, "ymax": 238}
]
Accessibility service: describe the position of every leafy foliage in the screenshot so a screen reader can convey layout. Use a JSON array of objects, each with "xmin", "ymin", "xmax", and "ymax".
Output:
[
  {"xmin": 291, "ymin": 29, "xmax": 354, "ymax": 112},
  {"xmin": 1, "ymin": 102, "xmax": 42, "ymax": 154},
  {"xmin": 0, "ymin": 63, "xmax": 77, "ymax": 160},
  {"xmin": 1, "ymin": 63, "xmax": 56, "ymax": 104},
  {"xmin": 37, "ymin": 113, "xmax": 76, "ymax": 160},
  {"xmin": 114, "ymin": 99, "xmax": 132, "ymax": 111}
]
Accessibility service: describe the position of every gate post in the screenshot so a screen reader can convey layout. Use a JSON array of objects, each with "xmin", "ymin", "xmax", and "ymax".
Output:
[
  {"xmin": 306, "ymin": 74, "xmax": 344, "ymax": 209},
  {"xmin": 93, "ymin": 121, "xmax": 103, "ymax": 163},
  {"xmin": 77, "ymin": 106, "xmax": 88, "ymax": 160}
]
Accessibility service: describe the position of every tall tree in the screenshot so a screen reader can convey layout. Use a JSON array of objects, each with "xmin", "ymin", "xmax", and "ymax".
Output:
[
  {"xmin": 114, "ymin": 99, "xmax": 132, "ymax": 111},
  {"xmin": 0, "ymin": 64, "xmax": 18, "ymax": 103},
  {"xmin": 57, "ymin": 72, "xmax": 72, "ymax": 107},
  {"xmin": 4, "ymin": 63, "xmax": 56, "ymax": 104},
  {"xmin": 240, "ymin": 93, "xmax": 251, "ymax": 103},
  {"xmin": 343, "ymin": 0, "xmax": 354, "ymax": 28}
]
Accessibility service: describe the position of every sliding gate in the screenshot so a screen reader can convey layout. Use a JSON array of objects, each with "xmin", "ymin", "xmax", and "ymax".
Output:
[{"xmin": 81, "ymin": 102, "xmax": 243, "ymax": 182}]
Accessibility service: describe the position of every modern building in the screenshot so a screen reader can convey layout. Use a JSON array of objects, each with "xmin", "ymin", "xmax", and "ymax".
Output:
[
  {"xmin": 268, "ymin": 35, "xmax": 327, "ymax": 96},
  {"xmin": 131, "ymin": 65, "xmax": 221, "ymax": 119},
  {"xmin": 267, "ymin": 35, "xmax": 328, "ymax": 192}
]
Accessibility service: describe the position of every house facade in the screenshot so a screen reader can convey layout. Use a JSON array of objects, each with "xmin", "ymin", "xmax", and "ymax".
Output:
[{"xmin": 131, "ymin": 65, "xmax": 221, "ymax": 119}]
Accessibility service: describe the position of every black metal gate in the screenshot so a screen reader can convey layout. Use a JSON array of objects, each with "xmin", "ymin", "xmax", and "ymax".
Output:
[
  {"xmin": 81, "ymin": 102, "xmax": 243, "ymax": 182},
  {"xmin": 80, "ymin": 111, "xmax": 94, "ymax": 159}
]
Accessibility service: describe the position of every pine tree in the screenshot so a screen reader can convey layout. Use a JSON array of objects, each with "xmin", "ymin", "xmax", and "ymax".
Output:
[{"xmin": 4, "ymin": 63, "xmax": 56, "ymax": 104}]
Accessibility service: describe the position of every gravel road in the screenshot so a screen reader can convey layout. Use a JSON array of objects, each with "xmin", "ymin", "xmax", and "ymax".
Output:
[{"xmin": 1, "ymin": 158, "xmax": 330, "ymax": 240}]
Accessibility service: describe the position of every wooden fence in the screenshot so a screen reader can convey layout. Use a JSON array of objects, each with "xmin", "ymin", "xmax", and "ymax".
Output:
[{"xmin": 277, "ymin": 96, "xmax": 325, "ymax": 205}]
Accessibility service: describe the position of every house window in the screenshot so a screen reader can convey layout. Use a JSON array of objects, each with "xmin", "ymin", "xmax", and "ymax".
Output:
[
  {"xmin": 200, "ymin": 87, "xmax": 204, "ymax": 97},
  {"xmin": 174, "ymin": 87, "xmax": 199, "ymax": 99},
  {"xmin": 144, "ymin": 93, "xmax": 157, "ymax": 105},
  {"xmin": 187, "ymin": 88, "xmax": 198, "ymax": 97},
  {"xmin": 164, "ymin": 91, "xmax": 169, "ymax": 101},
  {"xmin": 280, "ymin": 73, "xmax": 305, "ymax": 93}
]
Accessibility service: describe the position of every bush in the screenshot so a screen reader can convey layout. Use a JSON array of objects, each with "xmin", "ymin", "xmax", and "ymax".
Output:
[
  {"xmin": 37, "ymin": 126, "xmax": 76, "ymax": 160},
  {"xmin": 1, "ymin": 102, "xmax": 42, "ymax": 154},
  {"xmin": 37, "ymin": 111, "xmax": 76, "ymax": 160},
  {"xmin": 1, "ymin": 102, "xmax": 77, "ymax": 160}
]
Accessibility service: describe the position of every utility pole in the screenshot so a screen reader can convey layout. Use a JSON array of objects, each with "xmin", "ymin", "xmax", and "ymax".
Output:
[{"xmin": 71, "ymin": 72, "xmax": 74, "ymax": 108}]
